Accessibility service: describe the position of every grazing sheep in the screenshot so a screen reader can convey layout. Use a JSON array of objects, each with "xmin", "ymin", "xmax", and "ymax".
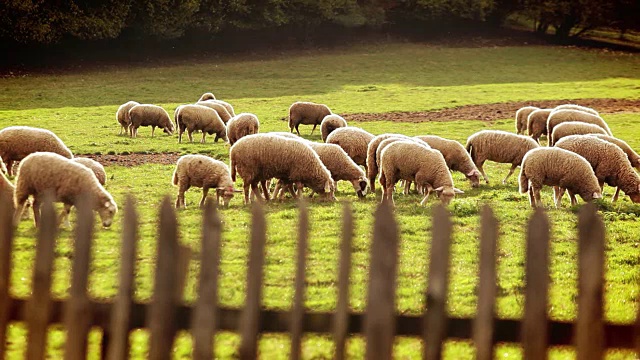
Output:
[
  {"xmin": 288, "ymin": 101, "xmax": 333, "ymax": 135},
  {"xmin": 515, "ymin": 106, "xmax": 539, "ymax": 135},
  {"xmin": 546, "ymin": 109, "xmax": 612, "ymax": 137},
  {"xmin": 128, "ymin": 104, "xmax": 175, "ymax": 138},
  {"xmin": 227, "ymin": 113, "xmax": 260, "ymax": 145},
  {"xmin": 376, "ymin": 137, "xmax": 431, "ymax": 195},
  {"xmin": 198, "ymin": 92, "xmax": 216, "ymax": 101},
  {"xmin": 549, "ymin": 121, "xmax": 607, "ymax": 146},
  {"xmin": 555, "ymin": 135, "xmax": 640, "ymax": 203},
  {"xmin": 172, "ymin": 154, "xmax": 239, "ymax": 208},
  {"xmin": 210, "ymin": 99, "xmax": 235, "ymax": 117},
  {"xmin": 230, "ymin": 134, "xmax": 335, "ymax": 204},
  {"xmin": 518, "ymin": 147, "xmax": 602, "ymax": 208},
  {"xmin": 176, "ymin": 104, "xmax": 227, "ymax": 143},
  {"xmin": 366, "ymin": 134, "xmax": 412, "ymax": 193},
  {"xmin": 527, "ymin": 109, "xmax": 553, "ymax": 143},
  {"xmin": 554, "ymin": 104, "xmax": 599, "ymax": 116},
  {"xmin": 14, "ymin": 152, "xmax": 118, "ymax": 228},
  {"xmin": 321, "ymin": 115, "xmax": 347, "ymax": 142},
  {"xmin": 72, "ymin": 158, "xmax": 107, "ymax": 185},
  {"xmin": 196, "ymin": 100, "xmax": 233, "ymax": 124},
  {"xmin": 326, "ymin": 127, "xmax": 375, "ymax": 170},
  {"xmin": 116, "ymin": 101, "xmax": 140, "ymax": 135},
  {"xmin": 415, "ymin": 135, "xmax": 482, "ymax": 187},
  {"xmin": 379, "ymin": 141, "xmax": 463, "ymax": 206},
  {"xmin": 465, "ymin": 130, "xmax": 539, "ymax": 184},
  {"xmin": 305, "ymin": 141, "xmax": 368, "ymax": 198},
  {"xmin": 0, "ymin": 126, "xmax": 73, "ymax": 176},
  {"xmin": 588, "ymin": 134, "xmax": 640, "ymax": 170}
]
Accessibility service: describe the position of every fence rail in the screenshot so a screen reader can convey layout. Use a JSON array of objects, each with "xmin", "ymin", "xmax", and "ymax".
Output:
[{"xmin": 0, "ymin": 193, "xmax": 638, "ymax": 359}]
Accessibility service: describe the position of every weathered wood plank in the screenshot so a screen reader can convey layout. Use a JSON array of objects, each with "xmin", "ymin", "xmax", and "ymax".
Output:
[
  {"xmin": 333, "ymin": 202, "xmax": 353, "ymax": 360},
  {"xmin": 0, "ymin": 192, "xmax": 14, "ymax": 358},
  {"xmin": 576, "ymin": 203, "xmax": 604, "ymax": 360},
  {"xmin": 473, "ymin": 205, "xmax": 498, "ymax": 360},
  {"xmin": 522, "ymin": 207, "xmax": 550, "ymax": 360},
  {"xmin": 365, "ymin": 201, "xmax": 399, "ymax": 360},
  {"xmin": 192, "ymin": 200, "xmax": 221, "ymax": 360},
  {"xmin": 290, "ymin": 200, "xmax": 309, "ymax": 360},
  {"xmin": 423, "ymin": 204, "xmax": 453, "ymax": 360},
  {"xmin": 239, "ymin": 202, "xmax": 266, "ymax": 360}
]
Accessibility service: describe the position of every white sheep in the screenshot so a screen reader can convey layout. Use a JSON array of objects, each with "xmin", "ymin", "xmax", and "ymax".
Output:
[
  {"xmin": 196, "ymin": 100, "xmax": 233, "ymax": 124},
  {"xmin": 549, "ymin": 121, "xmax": 607, "ymax": 146},
  {"xmin": 415, "ymin": 135, "xmax": 482, "ymax": 187},
  {"xmin": 128, "ymin": 104, "xmax": 175, "ymax": 138},
  {"xmin": 515, "ymin": 106, "xmax": 539, "ymax": 135},
  {"xmin": 172, "ymin": 154, "xmax": 240, "ymax": 208},
  {"xmin": 176, "ymin": 104, "xmax": 227, "ymax": 143},
  {"xmin": 555, "ymin": 135, "xmax": 640, "ymax": 203},
  {"xmin": 116, "ymin": 100, "xmax": 140, "ymax": 135},
  {"xmin": 527, "ymin": 108, "xmax": 553, "ymax": 143},
  {"xmin": 379, "ymin": 140, "xmax": 463, "ymax": 206},
  {"xmin": 326, "ymin": 126, "xmax": 375, "ymax": 171},
  {"xmin": 546, "ymin": 109, "xmax": 612, "ymax": 138},
  {"xmin": 465, "ymin": 130, "xmax": 539, "ymax": 184},
  {"xmin": 0, "ymin": 126, "xmax": 74, "ymax": 176},
  {"xmin": 14, "ymin": 152, "xmax": 118, "ymax": 228},
  {"xmin": 288, "ymin": 101, "xmax": 333, "ymax": 135},
  {"xmin": 518, "ymin": 147, "xmax": 602, "ymax": 208},
  {"xmin": 305, "ymin": 141, "xmax": 368, "ymax": 198},
  {"xmin": 227, "ymin": 113, "xmax": 260, "ymax": 145},
  {"xmin": 588, "ymin": 134, "xmax": 640, "ymax": 170},
  {"xmin": 320, "ymin": 114, "xmax": 347, "ymax": 142},
  {"xmin": 72, "ymin": 157, "xmax": 107, "ymax": 185}
]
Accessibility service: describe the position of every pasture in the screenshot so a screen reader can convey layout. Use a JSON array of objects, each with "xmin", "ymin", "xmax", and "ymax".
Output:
[{"xmin": 1, "ymin": 40, "xmax": 640, "ymax": 359}]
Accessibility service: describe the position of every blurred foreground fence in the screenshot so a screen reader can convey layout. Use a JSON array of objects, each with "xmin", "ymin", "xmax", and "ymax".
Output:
[{"xmin": 0, "ymin": 193, "xmax": 638, "ymax": 359}]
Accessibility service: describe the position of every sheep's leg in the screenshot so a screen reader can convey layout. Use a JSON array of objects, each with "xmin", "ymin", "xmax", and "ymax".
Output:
[
  {"xmin": 403, "ymin": 181, "xmax": 411, "ymax": 195},
  {"xmin": 5, "ymin": 160, "xmax": 13, "ymax": 176},
  {"xmin": 477, "ymin": 161, "xmax": 489, "ymax": 184},
  {"xmin": 528, "ymin": 186, "xmax": 535, "ymax": 208},
  {"xmin": 188, "ymin": 130, "xmax": 194, "ymax": 143},
  {"xmin": 260, "ymin": 180, "xmax": 270, "ymax": 202},
  {"xmin": 178, "ymin": 130, "xmax": 183, "ymax": 143},
  {"xmin": 199, "ymin": 187, "xmax": 209, "ymax": 208},
  {"xmin": 251, "ymin": 183, "xmax": 264, "ymax": 203},
  {"xmin": 13, "ymin": 200, "xmax": 29, "ymax": 227},
  {"xmin": 295, "ymin": 124, "xmax": 301, "ymax": 136},
  {"xmin": 553, "ymin": 186, "xmax": 566, "ymax": 208},
  {"xmin": 569, "ymin": 191, "xmax": 578, "ymax": 206},
  {"xmin": 310, "ymin": 123, "xmax": 317, "ymax": 135},
  {"xmin": 151, "ymin": 126, "xmax": 156, "ymax": 138},
  {"xmin": 502, "ymin": 164, "xmax": 517, "ymax": 184},
  {"xmin": 533, "ymin": 187, "xmax": 542, "ymax": 208},
  {"xmin": 58, "ymin": 204, "xmax": 73, "ymax": 228},
  {"xmin": 31, "ymin": 198, "xmax": 41, "ymax": 227},
  {"xmin": 419, "ymin": 187, "xmax": 432, "ymax": 206},
  {"xmin": 243, "ymin": 183, "xmax": 251, "ymax": 204},
  {"xmin": 201, "ymin": 133, "xmax": 206, "ymax": 144},
  {"xmin": 271, "ymin": 181, "xmax": 281, "ymax": 200},
  {"xmin": 612, "ymin": 187, "xmax": 621, "ymax": 202}
]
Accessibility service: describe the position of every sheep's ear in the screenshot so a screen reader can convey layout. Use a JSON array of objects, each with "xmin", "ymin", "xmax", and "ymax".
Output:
[
  {"xmin": 454, "ymin": 188, "xmax": 464, "ymax": 194},
  {"xmin": 593, "ymin": 192, "xmax": 603, "ymax": 199},
  {"xmin": 434, "ymin": 186, "xmax": 444, "ymax": 193},
  {"xmin": 467, "ymin": 170, "xmax": 480, "ymax": 177}
]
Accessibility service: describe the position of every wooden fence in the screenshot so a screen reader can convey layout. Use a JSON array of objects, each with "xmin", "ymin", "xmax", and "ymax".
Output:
[{"xmin": 0, "ymin": 192, "xmax": 638, "ymax": 359}]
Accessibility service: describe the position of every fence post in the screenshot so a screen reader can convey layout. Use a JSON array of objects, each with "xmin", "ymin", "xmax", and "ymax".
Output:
[
  {"xmin": 239, "ymin": 202, "xmax": 266, "ymax": 360},
  {"xmin": 25, "ymin": 195, "xmax": 57, "ymax": 360},
  {"xmin": 333, "ymin": 202, "xmax": 353, "ymax": 360},
  {"xmin": 0, "ymin": 193, "xmax": 14, "ymax": 358},
  {"xmin": 576, "ymin": 203, "xmax": 604, "ymax": 359},
  {"xmin": 290, "ymin": 200, "xmax": 309, "ymax": 360},
  {"xmin": 191, "ymin": 199, "xmax": 222, "ymax": 360},
  {"xmin": 423, "ymin": 204, "xmax": 452, "ymax": 360},
  {"xmin": 522, "ymin": 207, "xmax": 550, "ymax": 360},
  {"xmin": 365, "ymin": 201, "xmax": 399, "ymax": 360},
  {"xmin": 473, "ymin": 205, "xmax": 498, "ymax": 360}
]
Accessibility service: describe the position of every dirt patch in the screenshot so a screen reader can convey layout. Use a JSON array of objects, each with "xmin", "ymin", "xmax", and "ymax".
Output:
[
  {"xmin": 344, "ymin": 98, "xmax": 640, "ymax": 123},
  {"xmin": 81, "ymin": 153, "xmax": 182, "ymax": 167}
]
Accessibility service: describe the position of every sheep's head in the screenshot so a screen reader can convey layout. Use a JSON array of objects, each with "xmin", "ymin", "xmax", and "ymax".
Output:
[
  {"xmin": 435, "ymin": 186, "xmax": 463, "ymax": 205},
  {"xmin": 628, "ymin": 184, "xmax": 640, "ymax": 203},
  {"xmin": 316, "ymin": 180, "xmax": 336, "ymax": 202},
  {"xmin": 466, "ymin": 169, "xmax": 481, "ymax": 188},
  {"xmin": 96, "ymin": 200, "xmax": 118, "ymax": 228},
  {"xmin": 216, "ymin": 186, "xmax": 241, "ymax": 207},
  {"xmin": 351, "ymin": 178, "xmax": 368, "ymax": 198}
]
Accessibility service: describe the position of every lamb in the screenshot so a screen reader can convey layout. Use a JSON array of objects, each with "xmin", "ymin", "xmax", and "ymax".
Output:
[
  {"xmin": 588, "ymin": 134, "xmax": 640, "ymax": 170},
  {"xmin": 172, "ymin": 154, "xmax": 239, "ymax": 208},
  {"xmin": 321, "ymin": 114, "xmax": 347, "ymax": 142},
  {"xmin": 175, "ymin": 104, "xmax": 227, "ymax": 143},
  {"xmin": 196, "ymin": 100, "xmax": 233, "ymax": 124},
  {"xmin": 366, "ymin": 134, "xmax": 412, "ymax": 193},
  {"xmin": 549, "ymin": 121, "xmax": 607, "ymax": 146},
  {"xmin": 14, "ymin": 152, "xmax": 118, "ymax": 228},
  {"xmin": 465, "ymin": 130, "xmax": 539, "ymax": 184},
  {"xmin": 379, "ymin": 141, "xmax": 463, "ymax": 206},
  {"xmin": 326, "ymin": 126, "xmax": 375, "ymax": 171},
  {"xmin": 198, "ymin": 92, "xmax": 216, "ymax": 101},
  {"xmin": 227, "ymin": 113, "xmax": 260, "ymax": 145},
  {"xmin": 288, "ymin": 101, "xmax": 333, "ymax": 135},
  {"xmin": 555, "ymin": 135, "xmax": 640, "ymax": 203},
  {"xmin": 554, "ymin": 104, "xmax": 599, "ymax": 116},
  {"xmin": 72, "ymin": 157, "xmax": 107, "ymax": 185},
  {"xmin": 546, "ymin": 109, "xmax": 612, "ymax": 138},
  {"xmin": 415, "ymin": 135, "xmax": 482, "ymax": 187},
  {"xmin": 128, "ymin": 104, "xmax": 175, "ymax": 138},
  {"xmin": 0, "ymin": 126, "xmax": 74, "ymax": 176},
  {"xmin": 527, "ymin": 109, "xmax": 554, "ymax": 143},
  {"xmin": 230, "ymin": 134, "xmax": 335, "ymax": 204},
  {"xmin": 116, "ymin": 100, "xmax": 140, "ymax": 135},
  {"xmin": 518, "ymin": 147, "xmax": 602, "ymax": 208},
  {"xmin": 515, "ymin": 106, "xmax": 539, "ymax": 135}
]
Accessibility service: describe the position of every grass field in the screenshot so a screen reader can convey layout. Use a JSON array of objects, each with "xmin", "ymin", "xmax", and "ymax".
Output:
[{"xmin": 1, "ymin": 40, "xmax": 640, "ymax": 359}]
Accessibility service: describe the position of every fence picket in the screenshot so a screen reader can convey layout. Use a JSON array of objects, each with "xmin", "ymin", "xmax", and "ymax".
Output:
[
  {"xmin": 239, "ymin": 202, "xmax": 266, "ymax": 360},
  {"xmin": 0, "ymin": 193, "xmax": 14, "ymax": 358},
  {"xmin": 365, "ymin": 201, "xmax": 399, "ymax": 360},
  {"xmin": 522, "ymin": 207, "xmax": 550, "ymax": 360},
  {"xmin": 334, "ymin": 202, "xmax": 353, "ymax": 360},
  {"xmin": 148, "ymin": 197, "xmax": 179, "ymax": 360},
  {"xmin": 64, "ymin": 194, "xmax": 94, "ymax": 360},
  {"xmin": 473, "ymin": 205, "xmax": 498, "ymax": 360},
  {"xmin": 576, "ymin": 203, "xmax": 604, "ymax": 360},
  {"xmin": 192, "ymin": 200, "xmax": 221, "ymax": 360},
  {"xmin": 423, "ymin": 204, "xmax": 453, "ymax": 360},
  {"xmin": 25, "ymin": 195, "xmax": 57, "ymax": 360},
  {"xmin": 290, "ymin": 200, "xmax": 309, "ymax": 360}
]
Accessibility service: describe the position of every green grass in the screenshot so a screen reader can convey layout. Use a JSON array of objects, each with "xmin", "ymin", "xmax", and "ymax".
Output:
[{"xmin": 1, "ymin": 41, "xmax": 640, "ymax": 359}]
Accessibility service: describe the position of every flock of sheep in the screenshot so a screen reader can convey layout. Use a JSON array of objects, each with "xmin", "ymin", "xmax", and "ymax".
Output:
[{"xmin": 1, "ymin": 92, "xmax": 639, "ymax": 228}]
